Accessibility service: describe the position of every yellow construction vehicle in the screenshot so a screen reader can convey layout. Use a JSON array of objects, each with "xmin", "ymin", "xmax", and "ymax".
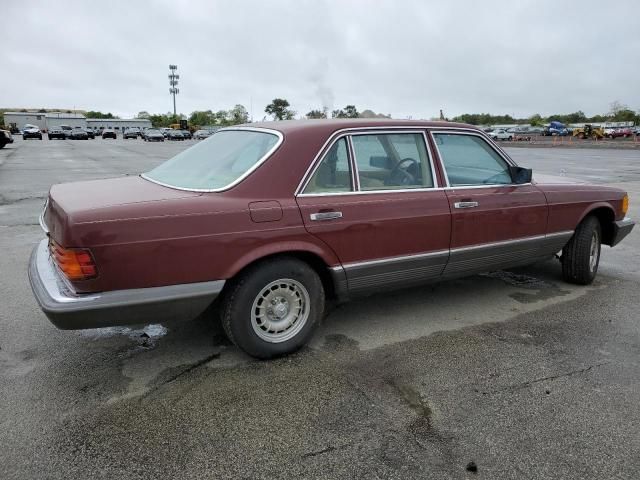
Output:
[{"xmin": 573, "ymin": 124, "xmax": 604, "ymax": 139}]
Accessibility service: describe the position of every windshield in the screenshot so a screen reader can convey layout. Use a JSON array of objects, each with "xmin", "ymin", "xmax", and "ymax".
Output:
[{"xmin": 143, "ymin": 129, "xmax": 281, "ymax": 191}]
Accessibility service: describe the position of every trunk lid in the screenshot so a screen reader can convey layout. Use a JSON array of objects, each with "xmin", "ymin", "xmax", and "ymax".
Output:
[{"xmin": 42, "ymin": 175, "xmax": 200, "ymax": 243}]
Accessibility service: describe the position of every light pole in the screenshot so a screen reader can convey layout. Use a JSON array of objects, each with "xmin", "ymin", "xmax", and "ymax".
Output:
[{"xmin": 168, "ymin": 65, "xmax": 179, "ymax": 117}]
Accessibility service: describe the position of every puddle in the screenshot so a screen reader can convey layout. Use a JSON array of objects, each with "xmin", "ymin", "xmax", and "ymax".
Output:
[{"xmin": 480, "ymin": 271, "xmax": 552, "ymax": 289}]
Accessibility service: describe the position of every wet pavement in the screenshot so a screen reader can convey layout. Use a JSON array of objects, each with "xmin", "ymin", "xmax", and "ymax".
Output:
[{"xmin": 1, "ymin": 138, "xmax": 639, "ymax": 479}]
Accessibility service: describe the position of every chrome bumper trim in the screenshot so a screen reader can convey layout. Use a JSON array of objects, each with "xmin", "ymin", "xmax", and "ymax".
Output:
[
  {"xmin": 611, "ymin": 217, "xmax": 635, "ymax": 247},
  {"xmin": 28, "ymin": 239, "xmax": 225, "ymax": 330}
]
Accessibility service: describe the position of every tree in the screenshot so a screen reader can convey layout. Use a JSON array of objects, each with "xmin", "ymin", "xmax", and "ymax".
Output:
[
  {"xmin": 528, "ymin": 114, "xmax": 543, "ymax": 126},
  {"xmin": 607, "ymin": 101, "xmax": 635, "ymax": 122},
  {"xmin": 86, "ymin": 111, "xmax": 116, "ymax": 119},
  {"xmin": 215, "ymin": 110, "xmax": 230, "ymax": 126},
  {"xmin": 306, "ymin": 109, "xmax": 327, "ymax": 119},
  {"xmin": 331, "ymin": 105, "xmax": 359, "ymax": 118},
  {"xmin": 359, "ymin": 109, "xmax": 390, "ymax": 119},
  {"xmin": 229, "ymin": 104, "xmax": 249, "ymax": 124},
  {"xmin": 189, "ymin": 110, "xmax": 215, "ymax": 126},
  {"xmin": 265, "ymin": 98, "xmax": 295, "ymax": 120},
  {"xmin": 136, "ymin": 111, "xmax": 151, "ymax": 119},
  {"xmin": 344, "ymin": 105, "xmax": 358, "ymax": 118}
]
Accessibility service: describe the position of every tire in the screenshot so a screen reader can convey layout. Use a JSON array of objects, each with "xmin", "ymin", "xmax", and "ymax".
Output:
[
  {"xmin": 561, "ymin": 216, "xmax": 601, "ymax": 285},
  {"xmin": 508, "ymin": 136, "xmax": 513, "ymax": 141},
  {"xmin": 220, "ymin": 257, "xmax": 325, "ymax": 359}
]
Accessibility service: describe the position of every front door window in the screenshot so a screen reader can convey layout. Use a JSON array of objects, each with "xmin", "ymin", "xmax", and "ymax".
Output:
[
  {"xmin": 351, "ymin": 133, "xmax": 433, "ymax": 190},
  {"xmin": 432, "ymin": 133, "xmax": 512, "ymax": 186}
]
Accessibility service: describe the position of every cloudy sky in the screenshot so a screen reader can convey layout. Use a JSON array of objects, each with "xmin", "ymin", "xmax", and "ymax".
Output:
[{"xmin": 3, "ymin": 0, "xmax": 639, "ymax": 120}]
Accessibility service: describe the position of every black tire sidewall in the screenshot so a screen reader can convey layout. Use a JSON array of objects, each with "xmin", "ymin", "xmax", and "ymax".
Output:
[
  {"xmin": 562, "ymin": 216, "xmax": 601, "ymax": 284},
  {"xmin": 223, "ymin": 258, "xmax": 324, "ymax": 359}
]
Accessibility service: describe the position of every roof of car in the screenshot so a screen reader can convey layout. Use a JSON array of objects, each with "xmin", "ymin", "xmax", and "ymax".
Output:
[{"xmin": 240, "ymin": 119, "xmax": 477, "ymax": 136}]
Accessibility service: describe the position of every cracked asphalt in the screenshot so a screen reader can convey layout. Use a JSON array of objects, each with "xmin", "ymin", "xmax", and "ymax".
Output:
[{"xmin": 1, "ymin": 137, "xmax": 639, "ymax": 479}]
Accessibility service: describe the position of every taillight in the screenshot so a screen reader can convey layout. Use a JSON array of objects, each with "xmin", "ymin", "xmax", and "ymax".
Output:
[{"xmin": 49, "ymin": 240, "xmax": 97, "ymax": 281}]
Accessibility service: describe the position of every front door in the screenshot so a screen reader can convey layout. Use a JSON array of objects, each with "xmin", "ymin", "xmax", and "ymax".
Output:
[
  {"xmin": 429, "ymin": 131, "xmax": 549, "ymax": 277},
  {"xmin": 296, "ymin": 131, "xmax": 451, "ymax": 294}
]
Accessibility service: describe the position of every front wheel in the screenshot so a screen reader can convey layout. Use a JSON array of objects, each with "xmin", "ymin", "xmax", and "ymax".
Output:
[
  {"xmin": 562, "ymin": 216, "xmax": 601, "ymax": 285},
  {"xmin": 220, "ymin": 257, "xmax": 325, "ymax": 359}
]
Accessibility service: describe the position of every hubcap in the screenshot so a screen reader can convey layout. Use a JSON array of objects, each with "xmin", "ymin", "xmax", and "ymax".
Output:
[
  {"xmin": 589, "ymin": 231, "xmax": 599, "ymax": 272},
  {"xmin": 251, "ymin": 279, "xmax": 310, "ymax": 343}
]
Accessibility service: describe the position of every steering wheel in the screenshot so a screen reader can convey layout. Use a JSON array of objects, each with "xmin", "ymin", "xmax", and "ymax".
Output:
[{"xmin": 386, "ymin": 158, "xmax": 419, "ymax": 186}]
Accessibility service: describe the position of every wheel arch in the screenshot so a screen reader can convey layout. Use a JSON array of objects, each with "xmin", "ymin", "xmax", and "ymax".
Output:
[
  {"xmin": 222, "ymin": 244, "xmax": 343, "ymax": 300},
  {"xmin": 578, "ymin": 204, "xmax": 616, "ymax": 246}
]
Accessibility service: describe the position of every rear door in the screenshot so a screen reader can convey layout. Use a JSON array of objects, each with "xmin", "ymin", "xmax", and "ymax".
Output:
[
  {"xmin": 429, "ymin": 130, "xmax": 549, "ymax": 277},
  {"xmin": 296, "ymin": 130, "xmax": 451, "ymax": 294}
]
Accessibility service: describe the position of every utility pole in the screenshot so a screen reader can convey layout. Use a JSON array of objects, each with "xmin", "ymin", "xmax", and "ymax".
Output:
[{"xmin": 168, "ymin": 65, "xmax": 179, "ymax": 117}]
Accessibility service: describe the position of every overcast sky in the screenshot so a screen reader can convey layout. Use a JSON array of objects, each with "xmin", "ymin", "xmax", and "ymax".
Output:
[{"xmin": 2, "ymin": 0, "xmax": 639, "ymax": 120}]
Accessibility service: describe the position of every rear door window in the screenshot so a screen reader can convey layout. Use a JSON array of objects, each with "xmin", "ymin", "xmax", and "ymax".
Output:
[{"xmin": 303, "ymin": 137, "xmax": 352, "ymax": 194}]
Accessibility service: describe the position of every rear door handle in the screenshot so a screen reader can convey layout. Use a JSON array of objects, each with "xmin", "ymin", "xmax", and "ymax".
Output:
[
  {"xmin": 310, "ymin": 211, "xmax": 343, "ymax": 221},
  {"xmin": 454, "ymin": 201, "xmax": 479, "ymax": 209}
]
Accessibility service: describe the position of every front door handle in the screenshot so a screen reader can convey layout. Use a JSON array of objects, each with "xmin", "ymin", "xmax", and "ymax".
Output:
[
  {"xmin": 454, "ymin": 201, "xmax": 479, "ymax": 209},
  {"xmin": 310, "ymin": 211, "xmax": 343, "ymax": 221}
]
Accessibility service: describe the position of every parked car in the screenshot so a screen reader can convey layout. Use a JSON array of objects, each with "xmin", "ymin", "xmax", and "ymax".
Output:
[
  {"xmin": 102, "ymin": 128, "xmax": 117, "ymax": 139},
  {"xmin": 48, "ymin": 128, "xmax": 66, "ymax": 140},
  {"xmin": 23, "ymin": 125, "xmax": 43, "ymax": 140},
  {"xmin": 86, "ymin": 129, "xmax": 95, "ymax": 139},
  {"xmin": 69, "ymin": 129, "xmax": 89, "ymax": 140},
  {"xmin": 161, "ymin": 128, "xmax": 173, "ymax": 138},
  {"xmin": 194, "ymin": 129, "xmax": 213, "ymax": 140},
  {"xmin": 167, "ymin": 130, "xmax": 184, "ymax": 141},
  {"xmin": 0, "ymin": 129, "xmax": 14, "ymax": 148},
  {"xmin": 615, "ymin": 127, "xmax": 633, "ymax": 138},
  {"xmin": 489, "ymin": 129, "xmax": 513, "ymax": 141},
  {"xmin": 143, "ymin": 129, "xmax": 165, "ymax": 142},
  {"xmin": 59, "ymin": 125, "xmax": 74, "ymax": 139},
  {"xmin": 28, "ymin": 120, "xmax": 635, "ymax": 359},
  {"xmin": 180, "ymin": 129, "xmax": 193, "ymax": 139},
  {"xmin": 123, "ymin": 128, "xmax": 139, "ymax": 139}
]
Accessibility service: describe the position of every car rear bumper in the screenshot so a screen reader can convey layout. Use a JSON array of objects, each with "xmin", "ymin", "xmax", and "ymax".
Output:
[
  {"xmin": 28, "ymin": 239, "xmax": 225, "ymax": 330},
  {"xmin": 611, "ymin": 217, "xmax": 635, "ymax": 247}
]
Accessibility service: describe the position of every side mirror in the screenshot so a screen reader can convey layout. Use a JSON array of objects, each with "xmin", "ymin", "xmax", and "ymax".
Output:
[{"xmin": 508, "ymin": 165, "xmax": 532, "ymax": 184}]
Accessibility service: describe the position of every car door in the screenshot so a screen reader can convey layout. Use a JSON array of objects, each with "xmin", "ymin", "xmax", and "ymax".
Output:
[
  {"xmin": 429, "ymin": 130, "xmax": 550, "ymax": 277},
  {"xmin": 296, "ymin": 130, "xmax": 451, "ymax": 294}
]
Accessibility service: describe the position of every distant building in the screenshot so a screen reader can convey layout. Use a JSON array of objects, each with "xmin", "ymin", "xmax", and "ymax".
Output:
[
  {"xmin": 3, "ymin": 111, "xmax": 151, "ymax": 132},
  {"xmin": 86, "ymin": 118, "xmax": 151, "ymax": 132},
  {"xmin": 42, "ymin": 112, "xmax": 87, "ymax": 130}
]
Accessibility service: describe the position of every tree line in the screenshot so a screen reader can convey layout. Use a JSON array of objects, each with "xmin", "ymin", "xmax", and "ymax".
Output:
[
  {"xmin": 452, "ymin": 101, "xmax": 639, "ymax": 126},
  {"xmin": 2, "ymin": 100, "xmax": 637, "ymax": 130}
]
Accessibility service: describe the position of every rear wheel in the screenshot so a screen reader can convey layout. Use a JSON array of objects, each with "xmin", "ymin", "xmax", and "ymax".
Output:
[
  {"xmin": 220, "ymin": 257, "xmax": 325, "ymax": 359},
  {"xmin": 561, "ymin": 216, "xmax": 601, "ymax": 285}
]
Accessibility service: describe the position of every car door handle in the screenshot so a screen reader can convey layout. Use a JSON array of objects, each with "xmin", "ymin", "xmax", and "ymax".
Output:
[
  {"xmin": 454, "ymin": 201, "xmax": 479, "ymax": 209},
  {"xmin": 310, "ymin": 211, "xmax": 343, "ymax": 221}
]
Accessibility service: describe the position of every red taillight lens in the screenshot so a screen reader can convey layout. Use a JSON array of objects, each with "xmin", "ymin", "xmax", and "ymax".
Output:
[{"xmin": 49, "ymin": 240, "xmax": 98, "ymax": 281}]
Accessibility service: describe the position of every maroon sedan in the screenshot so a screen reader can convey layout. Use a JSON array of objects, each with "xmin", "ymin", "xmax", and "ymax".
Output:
[{"xmin": 29, "ymin": 120, "xmax": 634, "ymax": 358}]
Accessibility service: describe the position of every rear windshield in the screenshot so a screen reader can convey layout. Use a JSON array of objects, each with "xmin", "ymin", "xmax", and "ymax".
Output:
[{"xmin": 142, "ymin": 130, "xmax": 280, "ymax": 191}]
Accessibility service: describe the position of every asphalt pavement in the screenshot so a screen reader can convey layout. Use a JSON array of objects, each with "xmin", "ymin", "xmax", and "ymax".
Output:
[{"xmin": 1, "ymin": 136, "xmax": 639, "ymax": 479}]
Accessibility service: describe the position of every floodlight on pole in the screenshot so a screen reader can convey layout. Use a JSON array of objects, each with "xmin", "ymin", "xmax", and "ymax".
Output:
[{"xmin": 168, "ymin": 65, "xmax": 179, "ymax": 117}]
